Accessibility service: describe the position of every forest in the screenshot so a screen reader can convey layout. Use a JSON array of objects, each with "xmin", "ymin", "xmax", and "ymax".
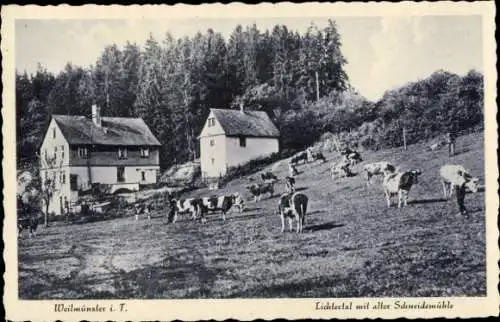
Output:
[{"xmin": 16, "ymin": 19, "xmax": 484, "ymax": 170}]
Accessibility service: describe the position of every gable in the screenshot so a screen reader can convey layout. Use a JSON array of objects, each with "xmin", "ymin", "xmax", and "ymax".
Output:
[{"xmin": 199, "ymin": 110, "xmax": 226, "ymax": 138}]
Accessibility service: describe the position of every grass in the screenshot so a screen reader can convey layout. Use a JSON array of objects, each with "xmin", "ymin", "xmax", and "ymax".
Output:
[{"xmin": 18, "ymin": 132, "xmax": 486, "ymax": 299}]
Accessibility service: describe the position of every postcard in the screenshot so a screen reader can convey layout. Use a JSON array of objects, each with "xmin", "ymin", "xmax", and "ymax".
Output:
[{"xmin": 2, "ymin": 2, "xmax": 498, "ymax": 320}]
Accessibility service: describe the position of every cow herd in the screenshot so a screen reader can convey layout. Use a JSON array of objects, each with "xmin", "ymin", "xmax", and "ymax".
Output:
[
  {"xmin": 110, "ymin": 145, "xmax": 486, "ymax": 233},
  {"xmin": 18, "ymin": 143, "xmax": 484, "ymax": 238}
]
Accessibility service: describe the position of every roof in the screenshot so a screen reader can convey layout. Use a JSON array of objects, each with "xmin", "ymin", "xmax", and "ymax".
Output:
[
  {"xmin": 209, "ymin": 109, "xmax": 280, "ymax": 138},
  {"xmin": 52, "ymin": 115, "xmax": 161, "ymax": 146}
]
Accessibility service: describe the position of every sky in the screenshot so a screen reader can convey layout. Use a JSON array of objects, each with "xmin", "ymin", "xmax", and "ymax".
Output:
[{"xmin": 15, "ymin": 16, "xmax": 483, "ymax": 101}]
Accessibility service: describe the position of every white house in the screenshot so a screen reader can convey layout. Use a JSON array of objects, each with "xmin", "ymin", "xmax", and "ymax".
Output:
[
  {"xmin": 198, "ymin": 106, "xmax": 280, "ymax": 178},
  {"xmin": 39, "ymin": 104, "xmax": 161, "ymax": 215}
]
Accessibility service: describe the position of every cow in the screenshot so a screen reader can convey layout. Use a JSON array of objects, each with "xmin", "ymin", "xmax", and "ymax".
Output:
[
  {"xmin": 363, "ymin": 161, "xmax": 396, "ymax": 185},
  {"xmin": 289, "ymin": 151, "xmax": 309, "ymax": 165},
  {"xmin": 382, "ymin": 169, "xmax": 422, "ymax": 208},
  {"xmin": 429, "ymin": 140, "xmax": 445, "ymax": 151},
  {"xmin": 330, "ymin": 160, "xmax": 352, "ymax": 179},
  {"xmin": 288, "ymin": 163, "xmax": 299, "ymax": 177},
  {"xmin": 246, "ymin": 182, "xmax": 274, "ymax": 202},
  {"xmin": 168, "ymin": 198, "xmax": 202, "ymax": 223},
  {"xmin": 18, "ymin": 217, "xmax": 38, "ymax": 238},
  {"xmin": 277, "ymin": 192, "xmax": 308, "ymax": 233},
  {"xmin": 344, "ymin": 151, "xmax": 363, "ymax": 167},
  {"xmin": 201, "ymin": 193, "xmax": 245, "ymax": 221},
  {"xmin": 306, "ymin": 148, "xmax": 327, "ymax": 163},
  {"xmin": 285, "ymin": 176, "xmax": 296, "ymax": 193},
  {"xmin": 134, "ymin": 203, "xmax": 151, "ymax": 221},
  {"xmin": 261, "ymin": 171, "xmax": 278, "ymax": 183},
  {"xmin": 439, "ymin": 164, "xmax": 480, "ymax": 215}
]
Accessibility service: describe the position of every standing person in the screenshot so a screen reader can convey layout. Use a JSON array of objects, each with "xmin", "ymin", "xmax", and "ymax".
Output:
[{"xmin": 446, "ymin": 129, "xmax": 456, "ymax": 157}]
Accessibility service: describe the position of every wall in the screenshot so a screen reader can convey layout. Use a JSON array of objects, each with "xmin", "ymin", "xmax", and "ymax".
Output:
[
  {"xmin": 39, "ymin": 119, "xmax": 70, "ymax": 170},
  {"xmin": 200, "ymin": 135, "xmax": 227, "ymax": 178},
  {"xmin": 225, "ymin": 136, "xmax": 279, "ymax": 168},
  {"xmin": 70, "ymin": 165, "xmax": 159, "ymax": 186},
  {"xmin": 69, "ymin": 146, "xmax": 160, "ymax": 167}
]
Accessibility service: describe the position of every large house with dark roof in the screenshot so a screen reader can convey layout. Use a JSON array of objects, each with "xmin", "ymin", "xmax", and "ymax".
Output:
[
  {"xmin": 198, "ymin": 106, "xmax": 280, "ymax": 178},
  {"xmin": 39, "ymin": 104, "xmax": 161, "ymax": 215}
]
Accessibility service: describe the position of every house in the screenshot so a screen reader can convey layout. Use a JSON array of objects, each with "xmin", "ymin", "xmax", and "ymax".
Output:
[
  {"xmin": 39, "ymin": 104, "xmax": 161, "ymax": 215},
  {"xmin": 198, "ymin": 105, "xmax": 280, "ymax": 179}
]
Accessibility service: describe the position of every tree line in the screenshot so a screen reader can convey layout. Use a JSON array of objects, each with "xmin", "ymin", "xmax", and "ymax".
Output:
[{"xmin": 16, "ymin": 19, "xmax": 483, "ymax": 170}]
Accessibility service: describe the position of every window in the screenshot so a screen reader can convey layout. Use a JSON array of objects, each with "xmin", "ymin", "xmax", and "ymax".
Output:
[
  {"xmin": 208, "ymin": 117, "xmax": 216, "ymax": 127},
  {"xmin": 210, "ymin": 139, "xmax": 215, "ymax": 146},
  {"xmin": 118, "ymin": 147, "xmax": 127, "ymax": 159},
  {"xmin": 70, "ymin": 174, "xmax": 78, "ymax": 191},
  {"xmin": 44, "ymin": 149, "xmax": 48, "ymax": 161},
  {"xmin": 52, "ymin": 128, "xmax": 56, "ymax": 139},
  {"xmin": 140, "ymin": 147, "xmax": 150, "ymax": 158},
  {"xmin": 61, "ymin": 145, "xmax": 65, "ymax": 160},
  {"xmin": 117, "ymin": 166, "xmax": 125, "ymax": 182},
  {"xmin": 78, "ymin": 147, "xmax": 88, "ymax": 158},
  {"xmin": 54, "ymin": 146, "xmax": 58, "ymax": 159},
  {"xmin": 141, "ymin": 171, "xmax": 146, "ymax": 181},
  {"xmin": 211, "ymin": 158, "xmax": 215, "ymax": 165},
  {"xmin": 239, "ymin": 136, "xmax": 246, "ymax": 147},
  {"xmin": 60, "ymin": 171, "xmax": 66, "ymax": 184}
]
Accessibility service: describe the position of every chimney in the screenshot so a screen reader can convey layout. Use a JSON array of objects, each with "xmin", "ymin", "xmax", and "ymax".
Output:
[
  {"xmin": 91, "ymin": 104, "xmax": 101, "ymax": 127},
  {"xmin": 239, "ymin": 102, "xmax": 244, "ymax": 114}
]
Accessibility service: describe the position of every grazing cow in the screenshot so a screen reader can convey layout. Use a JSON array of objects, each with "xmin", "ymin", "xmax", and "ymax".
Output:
[
  {"xmin": 440, "ymin": 164, "xmax": 480, "ymax": 215},
  {"xmin": 277, "ymin": 192, "xmax": 308, "ymax": 233},
  {"xmin": 288, "ymin": 163, "xmax": 299, "ymax": 177},
  {"xmin": 246, "ymin": 182, "xmax": 274, "ymax": 202},
  {"xmin": 201, "ymin": 193, "xmax": 244, "ymax": 221},
  {"xmin": 285, "ymin": 176, "xmax": 296, "ymax": 193},
  {"xmin": 168, "ymin": 198, "xmax": 202, "ymax": 223},
  {"xmin": 344, "ymin": 151, "xmax": 363, "ymax": 167},
  {"xmin": 306, "ymin": 148, "xmax": 327, "ymax": 163},
  {"xmin": 429, "ymin": 140, "xmax": 445, "ymax": 151},
  {"xmin": 330, "ymin": 160, "xmax": 352, "ymax": 179},
  {"xmin": 18, "ymin": 217, "xmax": 38, "ymax": 238},
  {"xmin": 382, "ymin": 169, "xmax": 422, "ymax": 208},
  {"xmin": 289, "ymin": 151, "xmax": 309, "ymax": 165},
  {"xmin": 261, "ymin": 171, "xmax": 278, "ymax": 183},
  {"xmin": 363, "ymin": 161, "xmax": 396, "ymax": 185},
  {"xmin": 135, "ymin": 203, "xmax": 151, "ymax": 221}
]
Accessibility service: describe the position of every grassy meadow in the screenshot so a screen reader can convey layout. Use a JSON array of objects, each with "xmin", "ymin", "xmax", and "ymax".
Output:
[{"xmin": 18, "ymin": 132, "xmax": 486, "ymax": 299}]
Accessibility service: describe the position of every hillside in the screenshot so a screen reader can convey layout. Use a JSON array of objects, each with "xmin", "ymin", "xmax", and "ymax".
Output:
[{"xmin": 18, "ymin": 132, "xmax": 485, "ymax": 298}]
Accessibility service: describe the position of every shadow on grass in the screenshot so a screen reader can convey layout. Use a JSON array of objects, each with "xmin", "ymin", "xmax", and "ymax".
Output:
[
  {"xmin": 408, "ymin": 198, "xmax": 448, "ymax": 205},
  {"xmin": 308, "ymin": 210, "xmax": 327, "ymax": 216},
  {"xmin": 230, "ymin": 212, "xmax": 263, "ymax": 222},
  {"xmin": 307, "ymin": 221, "xmax": 345, "ymax": 232}
]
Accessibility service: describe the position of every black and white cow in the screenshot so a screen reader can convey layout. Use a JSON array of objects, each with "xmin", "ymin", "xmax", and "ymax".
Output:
[
  {"xmin": 18, "ymin": 217, "xmax": 38, "ymax": 238},
  {"xmin": 261, "ymin": 171, "xmax": 278, "ymax": 183},
  {"xmin": 135, "ymin": 202, "xmax": 151, "ymax": 221},
  {"xmin": 168, "ymin": 198, "xmax": 202, "ymax": 223},
  {"xmin": 277, "ymin": 192, "xmax": 309, "ymax": 233},
  {"xmin": 306, "ymin": 148, "xmax": 327, "ymax": 163},
  {"xmin": 382, "ymin": 169, "xmax": 422, "ymax": 208},
  {"xmin": 246, "ymin": 182, "xmax": 275, "ymax": 202},
  {"xmin": 201, "ymin": 193, "xmax": 245, "ymax": 221},
  {"xmin": 289, "ymin": 151, "xmax": 309, "ymax": 165}
]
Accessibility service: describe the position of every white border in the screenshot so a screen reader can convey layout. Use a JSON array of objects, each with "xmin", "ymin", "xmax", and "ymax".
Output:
[{"xmin": 2, "ymin": 2, "xmax": 498, "ymax": 320}]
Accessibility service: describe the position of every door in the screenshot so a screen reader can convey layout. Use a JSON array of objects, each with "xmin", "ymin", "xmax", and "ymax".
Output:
[{"xmin": 117, "ymin": 166, "xmax": 125, "ymax": 183}]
